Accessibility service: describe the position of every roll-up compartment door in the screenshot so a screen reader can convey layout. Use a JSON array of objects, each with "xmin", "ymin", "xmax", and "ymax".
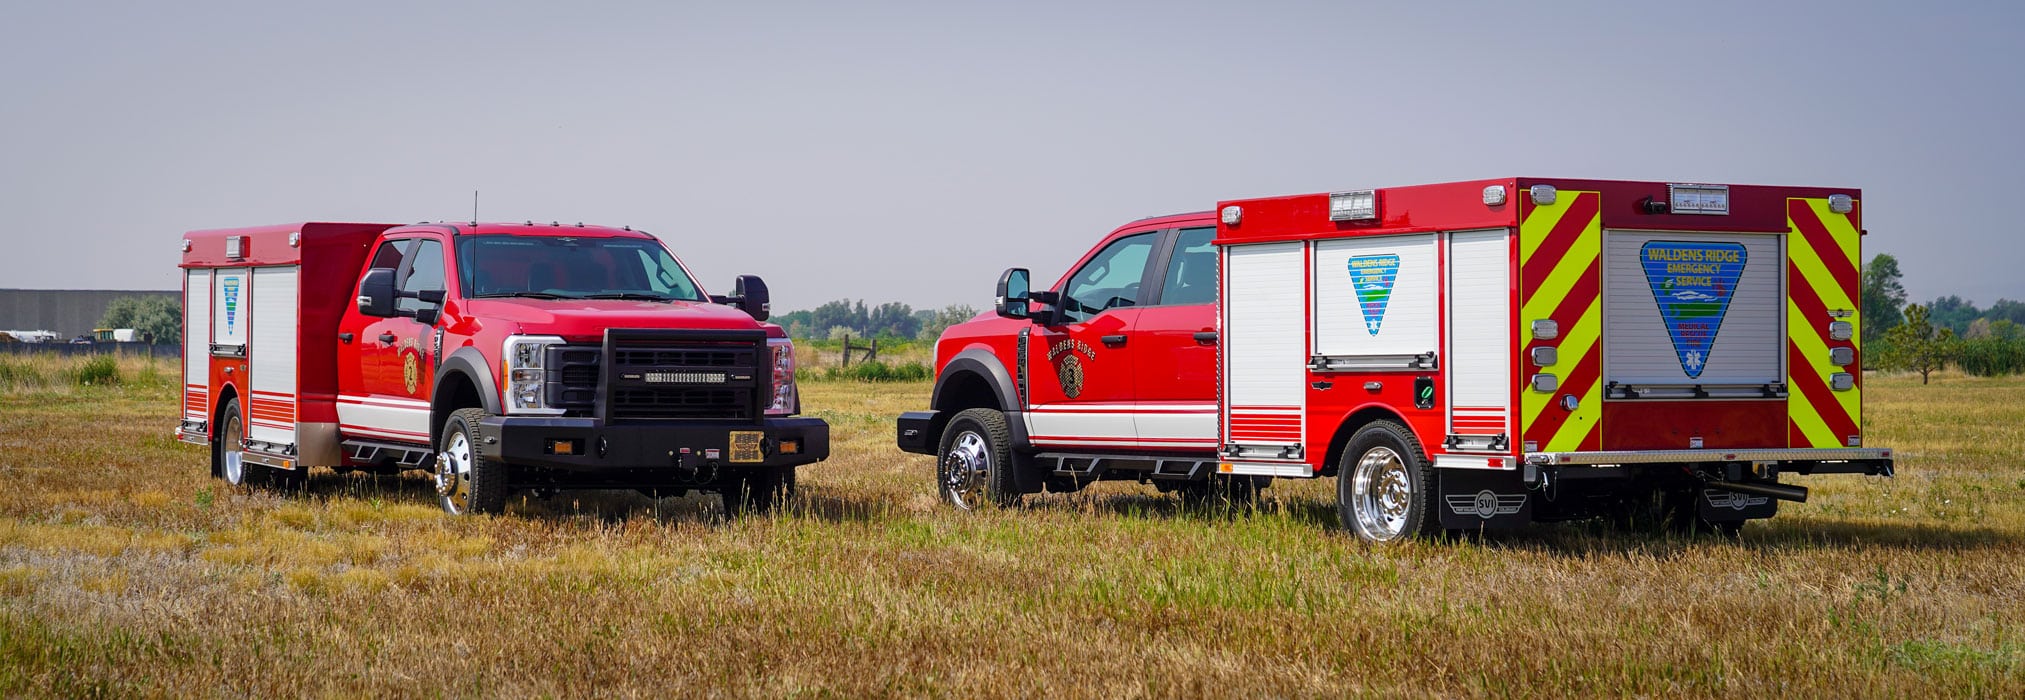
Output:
[
  {"xmin": 1221, "ymin": 242, "xmax": 1306, "ymax": 459},
  {"xmin": 183, "ymin": 269, "xmax": 212, "ymax": 422},
  {"xmin": 1446, "ymin": 230, "xmax": 1512, "ymax": 448},
  {"xmin": 248, "ymin": 267, "xmax": 299, "ymax": 446},
  {"xmin": 1602, "ymin": 231, "xmax": 1783, "ymax": 395},
  {"xmin": 1311, "ymin": 234, "xmax": 1437, "ymax": 368}
]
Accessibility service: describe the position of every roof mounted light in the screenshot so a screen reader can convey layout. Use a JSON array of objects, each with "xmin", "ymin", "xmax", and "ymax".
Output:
[
  {"xmin": 1220, "ymin": 205, "xmax": 1242, "ymax": 226},
  {"xmin": 1483, "ymin": 185, "xmax": 1508, "ymax": 206},
  {"xmin": 1328, "ymin": 190, "xmax": 1377, "ymax": 221},
  {"xmin": 1529, "ymin": 185, "xmax": 1557, "ymax": 206},
  {"xmin": 1668, "ymin": 183, "xmax": 1730, "ymax": 215},
  {"xmin": 1828, "ymin": 194, "xmax": 1854, "ymax": 214},
  {"xmin": 180, "ymin": 239, "xmax": 192, "ymax": 253}
]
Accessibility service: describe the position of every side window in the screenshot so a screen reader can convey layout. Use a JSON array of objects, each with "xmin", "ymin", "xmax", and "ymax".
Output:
[
  {"xmin": 1157, "ymin": 227, "xmax": 1218, "ymax": 306},
  {"xmin": 396, "ymin": 240, "xmax": 445, "ymax": 313},
  {"xmin": 1059, "ymin": 232, "xmax": 1156, "ymax": 323},
  {"xmin": 367, "ymin": 239, "xmax": 410, "ymax": 272}
]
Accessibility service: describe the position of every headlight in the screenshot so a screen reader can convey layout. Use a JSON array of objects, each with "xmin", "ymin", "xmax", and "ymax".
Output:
[
  {"xmin": 767, "ymin": 338, "xmax": 798, "ymax": 416},
  {"xmin": 502, "ymin": 335, "xmax": 566, "ymax": 415}
]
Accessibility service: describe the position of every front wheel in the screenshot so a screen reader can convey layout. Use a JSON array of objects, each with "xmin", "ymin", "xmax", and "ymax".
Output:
[
  {"xmin": 437, "ymin": 408, "xmax": 508, "ymax": 515},
  {"xmin": 937, "ymin": 408, "xmax": 1018, "ymax": 510},
  {"xmin": 1337, "ymin": 420, "xmax": 1439, "ymax": 543}
]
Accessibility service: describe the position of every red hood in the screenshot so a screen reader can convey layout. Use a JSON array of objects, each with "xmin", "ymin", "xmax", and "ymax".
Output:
[{"xmin": 460, "ymin": 298, "xmax": 770, "ymax": 340}]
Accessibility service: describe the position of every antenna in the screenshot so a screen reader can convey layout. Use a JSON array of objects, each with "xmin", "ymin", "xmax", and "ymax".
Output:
[{"xmin": 471, "ymin": 190, "xmax": 479, "ymax": 224}]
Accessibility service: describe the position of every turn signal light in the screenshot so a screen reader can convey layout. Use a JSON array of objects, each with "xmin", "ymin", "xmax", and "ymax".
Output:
[
  {"xmin": 545, "ymin": 439, "xmax": 581, "ymax": 456},
  {"xmin": 780, "ymin": 439, "xmax": 802, "ymax": 455}
]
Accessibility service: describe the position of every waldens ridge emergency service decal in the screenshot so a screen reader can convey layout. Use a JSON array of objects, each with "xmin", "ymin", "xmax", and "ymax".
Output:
[
  {"xmin": 1640, "ymin": 241, "xmax": 1747, "ymax": 378},
  {"xmin": 1346, "ymin": 254, "xmax": 1401, "ymax": 335}
]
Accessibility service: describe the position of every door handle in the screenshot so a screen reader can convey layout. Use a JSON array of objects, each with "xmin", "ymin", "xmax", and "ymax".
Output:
[
  {"xmin": 1193, "ymin": 331, "xmax": 1218, "ymax": 346},
  {"xmin": 1100, "ymin": 334, "xmax": 1127, "ymax": 347},
  {"xmin": 378, "ymin": 332, "xmax": 397, "ymax": 344},
  {"xmin": 338, "ymin": 333, "xmax": 354, "ymax": 343}
]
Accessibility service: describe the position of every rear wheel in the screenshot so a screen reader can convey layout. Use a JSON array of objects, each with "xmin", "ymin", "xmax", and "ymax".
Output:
[
  {"xmin": 212, "ymin": 398, "xmax": 248, "ymax": 486},
  {"xmin": 437, "ymin": 408, "xmax": 508, "ymax": 515},
  {"xmin": 937, "ymin": 408, "xmax": 1018, "ymax": 510},
  {"xmin": 1337, "ymin": 420, "xmax": 1439, "ymax": 543}
]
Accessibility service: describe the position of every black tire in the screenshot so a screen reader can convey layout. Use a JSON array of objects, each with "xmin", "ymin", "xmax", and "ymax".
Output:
[
  {"xmin": 437, "ymin": 408, "xmax": 508, "ymax": 514},
  {"xmin": 211, "ymin": 398, "xmax": 250, "ymax": 486},
  {"xmin": 936, "ymin": 407, "xmax": 1019, "ymax": 510},
  {"xmin": 1178, "ymin": 474, "xmax": 1261, "ymax": 511},
  {"xmin": 723, "ymin": 466, "xmax": 791, "ymax": 515},
  {"xmin": 1336, "ymin": 420, "xmax": 1440, "ymax": 543}
]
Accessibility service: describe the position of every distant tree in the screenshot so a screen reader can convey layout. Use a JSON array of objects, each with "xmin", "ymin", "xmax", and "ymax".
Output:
[
  {"xmin": 866, "ymin": 302, "xmax": 918, "ymax": 339},
  {"xmin": 1991, "ymin": 319, "xmax": 2023, "ymax": 341},
  {"xmin": 1985, "ymin": 299, "xmax": 2025, "ymax": 326},
  {"xmin": 1965, "ymin": 318, "xmax": 1994, "ymax": 339},
  {"xmin": 98, "ymin": 296, "xmax": 180, "ymax": 345},
  {"xmin": 825, "ymin": 325, "xmax": 856, "ymax": 341},
  {"xmin": 1879, "ymin": 303, "xmax": 1958, "ymax": 385},
  {"xmin": 916, "ymin": 304, "xmax": 980, "ymax": 341},
  {"xmin": 1860, "ymin": 254, "xmax": 1906, "ymax": 344},
  {"xmin": 1927, "ymin": 295, "xmax": 1981, "ymax": 336}
]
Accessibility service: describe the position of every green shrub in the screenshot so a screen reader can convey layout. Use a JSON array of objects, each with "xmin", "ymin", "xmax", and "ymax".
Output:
[
  {"xmin": 69, "ymin": 355, "xmax": 121, "ymax": 386},
  {"xmin": 810, "ymin": 360, "xmax": 932, "ymax": 383},
  {"xmin": 0, "ymin": 356, "xmax": 47, "ymax": 389},
  {"xmin": 1956, "ymin": 338, "xmax": 2025, "ymax": 377}
]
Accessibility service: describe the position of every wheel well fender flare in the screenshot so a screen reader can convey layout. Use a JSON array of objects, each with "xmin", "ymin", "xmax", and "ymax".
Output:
[
  {"xmin": 433, "ymin": 347, "xmax": 499, "ymax": 443},
  {"xmin": 931, "ymin": 349, "xmax": 1018, "ymax": 413},
  {"xmin": 1320, "ymin": 404, "xmax": 1416, "ymax": 477}
]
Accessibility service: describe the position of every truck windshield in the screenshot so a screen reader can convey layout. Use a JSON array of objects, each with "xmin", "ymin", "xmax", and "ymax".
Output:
[{"xmin": 456, "ymin": 235, "xmax": 704, "ymax": 301}]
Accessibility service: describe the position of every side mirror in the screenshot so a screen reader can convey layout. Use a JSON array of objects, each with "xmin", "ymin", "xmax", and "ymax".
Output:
[
  {"xmin": 416, "ymin": 289, "xmax": 447, "ymax": 305},
  {"xmin": 414, "ymin": 306, "xmax": 441, "ymax": 326},
  {"xmin": 358, "ymin": 268, "xmax": 396, "ymax": 318},
  {"xmin": 995, "ymin": 268, "xmax": 1031, "ymax": 320},
  {"xmin": 715, "ymin": 274, "xmax": 771, "ymax": 321}
]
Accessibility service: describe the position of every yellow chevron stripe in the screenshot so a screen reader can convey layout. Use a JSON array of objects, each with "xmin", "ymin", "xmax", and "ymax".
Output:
[
  {"xmin": 1550, "ymin": 378, "xmax": 1604, "ymax": 452},
  {"xmin": 1788, "ymin": 223, "xmax": 1857, "ymax": 315},
  {"xmin": 1788, "ymin": 298, "xmax": 1861, "ymax": 428},
  {"xmin": 1519, "ymin": 226, "xmax": 1601, "ymax": 324},
  {"xmin": 1521, "ymin": 298, "xmax": 1599, "ymax": 428},
  {"xmin": 1519, "ymin": 196, "xmax": 1577, "ymax": 266},
  {"xmin": 1806, "ymin": 199, "xmax": 1861, "ymax": 272},
  {"xmin": 1788, "ymin": 378, "xmax": 1840, "ymax": 448}
]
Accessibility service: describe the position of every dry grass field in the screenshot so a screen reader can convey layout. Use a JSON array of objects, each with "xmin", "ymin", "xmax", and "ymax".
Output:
[{"xmin": 2, "ymin": 353, "xmax": 2022, "ymax": 697}]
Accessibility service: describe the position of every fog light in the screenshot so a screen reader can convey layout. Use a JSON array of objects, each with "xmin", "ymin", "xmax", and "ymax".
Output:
[{"xmin": 780, "ymin": 439, "xmax": 801, "ymax": 455}]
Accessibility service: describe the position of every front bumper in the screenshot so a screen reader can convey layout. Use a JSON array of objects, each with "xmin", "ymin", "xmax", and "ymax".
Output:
[{"xmin": 476, "ymin": 414, "xmax": 830, "ymax": 473}]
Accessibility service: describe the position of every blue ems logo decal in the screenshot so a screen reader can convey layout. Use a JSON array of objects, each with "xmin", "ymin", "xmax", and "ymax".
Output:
[
  {"xmin": 1347, "ymin": 254, "xmax": 1401, "ymax": 336},
  {"xmin": 1639, "ymin": 241, "xmax": 1747, "ymax": 378},
  {"xmin": 222, "ymin": 277, "xmax": 241, "ymax": 335}
]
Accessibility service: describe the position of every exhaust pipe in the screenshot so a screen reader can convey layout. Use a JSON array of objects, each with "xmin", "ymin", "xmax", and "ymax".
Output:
[{"xmin": 1706, "ymin": 480, "xmax": 1808, "ymax": 503}]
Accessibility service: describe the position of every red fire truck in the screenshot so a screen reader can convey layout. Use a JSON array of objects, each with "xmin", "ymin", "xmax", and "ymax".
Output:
[
  {"xmin": 176, "ymin": 222, "xmax": 826, "ymax": 514},
  {"xmin": 898, "ymin": 178, "xmax": 1892, "ymax": 541}
]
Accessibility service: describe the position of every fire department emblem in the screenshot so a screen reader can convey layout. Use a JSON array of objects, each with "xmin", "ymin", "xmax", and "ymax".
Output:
[
  {"xmin": 1046, "ymin": 339, "xmax": 1096, "ymax": 399},
  {"xmin": 402, "ymin": 350, "xmax": 421, "ymax": 395}
]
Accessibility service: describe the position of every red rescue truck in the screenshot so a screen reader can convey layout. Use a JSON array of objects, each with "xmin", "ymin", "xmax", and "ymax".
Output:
[
  {"xmin": 898, "ymin": 178, "xmax": 1892, "ymax": 541},
  {"xmin": 177, "ymin": 222, "xmax": 826, "ymax": 514}
]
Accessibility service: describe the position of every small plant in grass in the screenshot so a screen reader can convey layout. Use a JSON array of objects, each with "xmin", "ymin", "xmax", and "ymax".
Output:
[
  {"xmin": 0, "ymin": 356, "xmax": 48, "ymax": 389},
  {"xmin": 69, "ymin": 355, "xmax": 122, "ymax": 386}
]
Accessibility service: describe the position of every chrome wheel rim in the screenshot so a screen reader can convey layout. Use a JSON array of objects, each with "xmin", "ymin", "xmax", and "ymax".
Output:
[
  {"xmin": 1351, "ymin": 446, "xmax": 1411, "ymax": 541},
  {"xmin": 941, "ymin": 431, "xmax": 990, "ymax": 510},
  {"xmin": 221, "ymin": 413, "xmax": 245, "ymax": 485},
  {"xmin": 437, "ymin": 431, "xmax": 473, "ymax": 515}
]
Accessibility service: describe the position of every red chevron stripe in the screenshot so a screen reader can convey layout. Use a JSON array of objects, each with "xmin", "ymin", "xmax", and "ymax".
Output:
[
  {"xmin": 1788, "ymin": 200, "xmax": 1859, "ymax": 294},
  {"xmin": 1521, "ymin": 193, "xmax": 1600, "ymax": 299},
  {"xmin": 1523, "ymin": 258, "xmax": 1601, "ymax": 356},
  {"xmin": 1788, "ymin": 339, "xmax": 1859, "ymax": 441},
  {"xmin": 1788, "ymin": 260, "xmax": 1861, "ymax": 378},
  {"xmin": 1524, "ymin": 346, "xmax": 1600, "ymax": 447}
]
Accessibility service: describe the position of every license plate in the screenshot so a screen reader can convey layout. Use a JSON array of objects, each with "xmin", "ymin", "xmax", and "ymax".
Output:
[{"xmin": 729, "ymin": 431, "xmax": 764, "ymax": 463}]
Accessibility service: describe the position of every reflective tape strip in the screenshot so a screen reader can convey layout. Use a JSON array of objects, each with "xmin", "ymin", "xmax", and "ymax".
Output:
[
  {"xmin": 1786, "ymin": 198, "xmax": 1862, "ymax": 448},
  {"xmin": 1520, "ymin": 191, "xmax": 1603, "ymax": 452}
]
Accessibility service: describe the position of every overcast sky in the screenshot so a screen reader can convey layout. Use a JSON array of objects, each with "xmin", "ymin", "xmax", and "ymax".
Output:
[{"xmin": 2, "ymin": 1, "xmax": 2020, "ymax": 312}]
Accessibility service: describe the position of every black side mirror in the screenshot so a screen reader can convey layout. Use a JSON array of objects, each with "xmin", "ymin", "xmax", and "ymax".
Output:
[
  {"xmin": 358, "ymin": 268, "xmax": 396, "ymax": 317},
  {"xmin": 414, "ymin": 306, "xmax": 441, "ymax": 326},
  {"xmin": 715, "ymin": 274, "xmax": 770, "ymax": 321},
  {"xmin": 995, "ymin": 268, "xmax": 1031, "ymax": 320},
  {"xmin": 416, "ymin": 289, "xmax": 446, "ymax": 305}
]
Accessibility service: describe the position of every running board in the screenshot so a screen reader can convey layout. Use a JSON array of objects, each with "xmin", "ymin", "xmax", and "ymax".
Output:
[
  {"xmin": 343, "ymin": 439, "xmax": 435, "ymax": 468},
  {"xmin": 1033, "ymin": 452, "xmax": 1214, "ymax": 481}
]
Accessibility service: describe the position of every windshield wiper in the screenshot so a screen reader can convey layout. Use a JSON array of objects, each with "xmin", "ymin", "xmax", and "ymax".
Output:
[
  {"xmin": 476, "ymin": 291, "xmax": 575, "ymax": 300},
  {"xmin": 584, "ymin": 292, "xmax": 676, "ymax": 302}
]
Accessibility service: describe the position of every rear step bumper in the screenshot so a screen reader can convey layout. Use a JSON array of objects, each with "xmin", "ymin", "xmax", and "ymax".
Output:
[{"xmin": 1526, "ymin": 447, "xmax": 1893, "ymax": 475}]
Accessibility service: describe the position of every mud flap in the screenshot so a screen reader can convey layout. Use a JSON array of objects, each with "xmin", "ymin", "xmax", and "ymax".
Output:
[
  {"xmin": 1437, "ymin": 468, "xmax": 1533, "ymax": 530},
  {"xmin": 1695, "ymin": 488, "xmax": 1779, "ymax": 522}
]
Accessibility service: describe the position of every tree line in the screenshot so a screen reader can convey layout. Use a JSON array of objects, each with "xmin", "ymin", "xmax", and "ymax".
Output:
[
  {"xmin": 1863, "ymin": 253, "xmax": 2025, "ymax": 382},
  {"xmin": 772, "ymin": 300, "xmax": 980, "ymax": 341}
]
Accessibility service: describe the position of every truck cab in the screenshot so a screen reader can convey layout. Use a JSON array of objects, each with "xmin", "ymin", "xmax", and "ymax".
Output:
[
  {"xmin": 897, "ymin": 213, "xmax": 1252, "ymax": 508},
  {"xmin": 178, "ymin": 222, "xmax": 827, "ymax": 514}
]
